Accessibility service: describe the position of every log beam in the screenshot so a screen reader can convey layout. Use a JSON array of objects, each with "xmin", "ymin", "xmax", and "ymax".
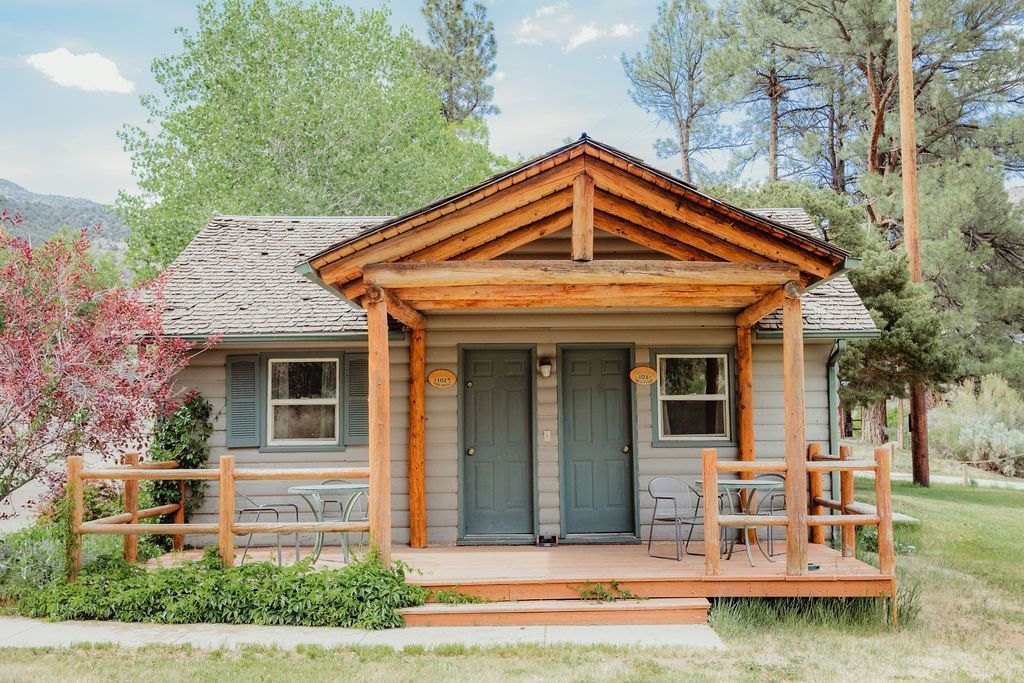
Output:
[
  {"xmin": 364, "ymin": 260, "xmax": 799, "ymax": 289},
  {"xmin": 366, "ymin": 285, "xmax": 393, "ymax": 565},
  {"xmin": 318, "ymin": 157, "xmax": 584, "ymax": 285},
  {"xmin": 593, "ymin": 210, "xmax": 715, "ymax": 261},
  {"xmin": 783, "ymin": 295, "xmax": 808, "ymax": 575},
  {"xmin": 571, "ymin": 173, "xmax": 595, "ymax": 261},
  {"xmin": 368, "ymin": 287, "xmax": 425, "ymax": 330},
  {"xmin": 736, "ymin": 281, "xmax": 803, "ymax": 328},
  {"xmin": 408, "ymin": 328, "xmax": 427, "ymax": 548}
]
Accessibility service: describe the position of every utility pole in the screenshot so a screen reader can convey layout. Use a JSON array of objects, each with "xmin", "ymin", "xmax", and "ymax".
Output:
[{"xmin": 896, "ymin": 0, "xmax": 929, "ymax": 486}]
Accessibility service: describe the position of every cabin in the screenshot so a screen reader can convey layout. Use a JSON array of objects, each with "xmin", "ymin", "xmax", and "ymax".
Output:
[{"xmin": 151, "ymin": 137, "xmax": 896, "ymax": 625}]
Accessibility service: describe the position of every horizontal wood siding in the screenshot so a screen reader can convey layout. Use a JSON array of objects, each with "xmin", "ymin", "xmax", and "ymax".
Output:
[{"xmin": 178, "ymin": 314, "xmax": 834, "ymax": 547}]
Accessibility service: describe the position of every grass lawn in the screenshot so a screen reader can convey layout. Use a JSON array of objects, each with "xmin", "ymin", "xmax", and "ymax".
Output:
[
  {"xmin": 2, "ymin": 481, "xmax": 1023, "ymax": 682},
  {"xmin": 844, "ymin": 439, "xmax": 1023, "ymax": 484}
]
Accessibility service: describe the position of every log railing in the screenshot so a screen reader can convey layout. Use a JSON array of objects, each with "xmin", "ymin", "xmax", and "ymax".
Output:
[
  {"xmin": 66, "ymin": 454, "xmax": 371, "ymax": 578},
  {"xmin": 701, "ymin": 445, "xmax": 895, "ymax": 578}
]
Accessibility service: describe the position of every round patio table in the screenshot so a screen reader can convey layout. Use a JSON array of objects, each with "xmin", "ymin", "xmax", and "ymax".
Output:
[
  {"xmin": 695, "ymin": 478, "xmax": 784, "ymax": 567},
  {"xmin": 287, "ymin": 482, "xmax": 369, "ymax": 563}
]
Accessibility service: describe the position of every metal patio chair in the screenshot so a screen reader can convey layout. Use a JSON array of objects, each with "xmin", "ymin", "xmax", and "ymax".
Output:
[
  {"xmin": 235, "ymin": 491, "xmax": 301, "ymax": 566},
  {"xmin": 647, "ymin": 476, "xmax": 729, "ymax": 560},
  {"xmin": 753, "ymin": 473, "xmax": 787, "ymax": 557},
  {"xmin": 321, "ymin": 479, "xmax": 370, "ymax": 562}
]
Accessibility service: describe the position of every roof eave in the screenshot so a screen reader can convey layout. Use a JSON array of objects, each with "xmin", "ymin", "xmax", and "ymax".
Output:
[{"xmin": 295, "ymin": 261, "xmax": 364, "ymax": 311}]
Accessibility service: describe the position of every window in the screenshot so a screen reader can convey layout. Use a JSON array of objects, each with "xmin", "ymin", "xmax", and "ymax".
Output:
[
  {"xmin": 655, "ymin": 353, "xmax": 730, "ymax": 440},
  {"xmin": 267, "ymin": 358, "xmax": 340, "ymax": 445}
]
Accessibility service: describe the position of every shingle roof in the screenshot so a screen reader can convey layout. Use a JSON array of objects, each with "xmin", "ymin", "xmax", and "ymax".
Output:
[
  {"xmin": 747, "ymin": 208, "xmax": 877, "ymax": 335},
  {"xmin": 161, "ymin": 209, "xmax": 876, "ymax": 338},
  {"xmin": 161, "ymin": 215, "xmax": 387, "ymax": 337}
]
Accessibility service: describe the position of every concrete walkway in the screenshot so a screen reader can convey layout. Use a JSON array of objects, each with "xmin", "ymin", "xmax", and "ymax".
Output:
[{"xmin": 0, "ymin": 616, "xmax": 726, "ymax": 651}]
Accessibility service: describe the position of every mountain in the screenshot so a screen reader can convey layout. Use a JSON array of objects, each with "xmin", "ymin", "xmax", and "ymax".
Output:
[
  {"xmin": 1010, "ymin": 186, "xmax": 1023, "ymax": 207},
  {"xmin": 0, "ymin": 178, "xmax": 128, "ymax": 252}
]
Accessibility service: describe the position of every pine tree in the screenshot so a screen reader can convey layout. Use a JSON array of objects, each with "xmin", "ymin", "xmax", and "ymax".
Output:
[
  {"xmin": 622, "ymin": 0, "xmax": 732, "ymax": 183},
  {"xmin": 415, "ymin": 0, "xmax": 499, "ymax": 125}
]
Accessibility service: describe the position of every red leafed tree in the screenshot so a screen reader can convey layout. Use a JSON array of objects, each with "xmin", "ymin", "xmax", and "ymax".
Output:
[{"xmin": 0, "ymin": 210, "xmax": 208, "ymax": 511}]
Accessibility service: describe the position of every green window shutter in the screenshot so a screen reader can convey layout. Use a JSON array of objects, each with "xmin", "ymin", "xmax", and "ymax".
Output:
[
  {"xmin": 345, "ymin": 353, "xmax": 369, "ymax": 445},
  {"xmin": 226, "ymin": 355, "xmax": 260, "ymax": 448}
]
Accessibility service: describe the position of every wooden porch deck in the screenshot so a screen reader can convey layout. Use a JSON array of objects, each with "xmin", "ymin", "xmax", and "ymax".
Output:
[
  {"xmin": 155, "ymin": 541, "xmax": 892, "ymax": 601},
  {"xmin": 393, "ymin": 543, "xmax": 894, "ymax": 600}
]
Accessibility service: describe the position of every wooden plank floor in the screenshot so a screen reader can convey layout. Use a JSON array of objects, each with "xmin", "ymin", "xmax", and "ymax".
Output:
[
  {"xmin": 154, "ymin": 542, "xmax": 893, "ymax": 600},
  {"xmin": 393, "ymin": 543, "xmax": 895, "ymax": 600}
]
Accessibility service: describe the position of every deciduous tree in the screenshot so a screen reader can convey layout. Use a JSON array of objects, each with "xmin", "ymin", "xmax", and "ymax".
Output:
[
  {"xmin": 117, "ymin": 0, "xmax": 507, "ymax": 279},
  {"xmin": 0, "ymin": 211, "xmax": 208, "ymax": 510}
]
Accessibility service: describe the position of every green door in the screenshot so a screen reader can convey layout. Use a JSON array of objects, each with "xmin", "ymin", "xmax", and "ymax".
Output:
[
  {"xmin": 561, "ymin": 348, "xmax": 635, "ymax": 535},
  {"xmin": 462, "ymin": 349, "xmax": 534, "ymax": 537}
]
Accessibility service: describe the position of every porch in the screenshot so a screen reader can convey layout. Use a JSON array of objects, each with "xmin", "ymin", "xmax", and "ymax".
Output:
[{"xmin": 153, "ymin": 541, "xmax": 892, "ymax": 600}]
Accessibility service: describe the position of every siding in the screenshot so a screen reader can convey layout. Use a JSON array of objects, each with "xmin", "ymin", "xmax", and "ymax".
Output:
[{"xmin": 178, "ymin": 313, "xmax": 836, "ymax": 547}]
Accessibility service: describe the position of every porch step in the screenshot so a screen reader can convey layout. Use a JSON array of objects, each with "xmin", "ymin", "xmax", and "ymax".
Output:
[{"xmin": 398, "ymin": 598, "xmax": 710, "ymax": 627}]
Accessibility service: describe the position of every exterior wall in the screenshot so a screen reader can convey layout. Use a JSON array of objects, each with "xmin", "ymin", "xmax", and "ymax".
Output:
[{"xmin": 178, "ymin": 313, "xmax": 835, "ymax": 547}]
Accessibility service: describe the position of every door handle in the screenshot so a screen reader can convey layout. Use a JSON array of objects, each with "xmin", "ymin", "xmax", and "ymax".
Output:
[
  {"xmin": 622, "ymin": 445, "xmax": 630, "ymax": 453},
  {"xmin": 466, "ymin": 447, "xmax": 476, "ymax": 456}
]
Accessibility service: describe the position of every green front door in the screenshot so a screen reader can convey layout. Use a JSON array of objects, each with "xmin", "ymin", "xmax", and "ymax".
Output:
[
  {"xmin": 462, "ymin": 349, "xmax": 534, "ymax": 537},
  {"xmin": 561, "ymin": 347, "xmax": 635, "ymax": 535}
]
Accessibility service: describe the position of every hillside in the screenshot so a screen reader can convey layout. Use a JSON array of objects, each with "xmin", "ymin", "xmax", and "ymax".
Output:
[{"xmin": 0, "ymin": 178, "xmax": 128, "ymax": 252}]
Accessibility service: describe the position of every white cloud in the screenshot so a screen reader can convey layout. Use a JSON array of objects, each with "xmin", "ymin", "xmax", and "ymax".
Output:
[
  {"xmin": 493, "ymin": 70, "xmax": 506, "ymax": 82},
  {"xmin": 515, "ymin": 3, "xmax": 637, "ymax": 53},
  {"xmin": 25, "ymin": 47, "xmax": 134, "ymax": 94}
]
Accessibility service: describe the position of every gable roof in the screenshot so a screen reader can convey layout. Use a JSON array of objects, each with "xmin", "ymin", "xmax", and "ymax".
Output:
[
  {"xmin": 306, "ymin": 137, "xmax": 852, "ymax": 295},
  {"xmin": 160, "ymin": 210, "xmax": 876, "ymax": 340}
]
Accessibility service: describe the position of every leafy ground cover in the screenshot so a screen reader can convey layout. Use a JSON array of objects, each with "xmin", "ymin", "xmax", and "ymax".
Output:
[{"xmin": 2, "ymin": 481, "xmax": 1022, "ymax": 680}]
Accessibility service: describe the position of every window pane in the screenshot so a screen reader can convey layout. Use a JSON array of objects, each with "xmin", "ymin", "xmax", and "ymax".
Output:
[
  {"xmin": 272, "ymin": 405, "xmax": 337, "ymax": 441},
  {"xmin": 661, "ymin": 400, "xmax": 726, "ymax": 437},
  {"xmin": 658, "ymin": 357, "xmax": 726, "ymax": 395},
  {"xmin": 271, "ymin": 361, "xmax": 337, "ymax": 400}
]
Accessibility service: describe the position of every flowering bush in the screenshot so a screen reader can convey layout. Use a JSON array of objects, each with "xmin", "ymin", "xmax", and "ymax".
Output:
[
  {"xmin": 930, "ymin": 375, "xmax": 1024, "ymax": 477},
  {"xmin": 0, "ymin": 210, "xmax": 213, "ymax": 512}
]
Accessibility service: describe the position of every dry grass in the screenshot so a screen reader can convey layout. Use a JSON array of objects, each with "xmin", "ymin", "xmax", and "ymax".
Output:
[{"xmin": 1, "ymin": 481, "xmax": 1023, "ymax": 681}]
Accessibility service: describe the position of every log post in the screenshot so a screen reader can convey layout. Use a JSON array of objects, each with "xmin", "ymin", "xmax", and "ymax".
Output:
[
  {"xmin": 366, "ymin": 285, "xmax": 393, "ymax": 565},
  {"xmin": 702, "ymin": 448, "xmax": 720, "ymax": 576},
  {"xmin": 172, "ymin": 480, "xmax": 186, "ymax": 551},
  {"xmin": 782, "ymin": 294, "xmax": 808, "ymax": 575},
  {"xmin": 67, "ymin": 456, "xmax": 84, "ymax": 579},
  {"xmin": 408, "ymin": 327, "xmax": 427, "ymax": 548},
  {"xmin": 123, "ymin": 451, "xmax": 139, "ymax": 563},
  {"xmin": 807, "ymin": 443, "xmax": 825, "ymax": 545},
  {"xmin": 571, "ymin": 173, "xmax": 595, "ymax": 261},
  {"xmin": 218, "ymin": 455, "xmax": 235, "ymax": 567},
  {"xmin": 874, "ymin": 446, "xmax": 896, "ymax": 576},
  {"xmin": 839, "ymin": 444, "xmax": 856, "ymax": 558},
  {"xmin": 736, "ymin": 325, "xmax": 755, "ymax": 543}
]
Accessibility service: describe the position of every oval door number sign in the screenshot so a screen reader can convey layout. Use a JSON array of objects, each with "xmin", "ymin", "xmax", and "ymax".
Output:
[
  {"xmin": 428, "ymin": 369, "xmax": 457, "ymax": 388},
  {"xmin": 629, "ymin": 366, "xmax": 658, "ymax": 385}
]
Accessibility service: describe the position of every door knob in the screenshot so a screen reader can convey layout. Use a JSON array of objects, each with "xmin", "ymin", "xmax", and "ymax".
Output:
[
  {"xmin": 466, "ymin": 447, "xmax": 476, "ymax": 456},
  {"xmin": 622, "ymin": 445, "xmax": 630, "ymax": 453}
]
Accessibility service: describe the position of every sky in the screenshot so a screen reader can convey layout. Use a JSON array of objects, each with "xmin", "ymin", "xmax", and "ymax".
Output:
[{"xmin": 1, "ymin": 0, "xmax": 712, "ymax": 205}]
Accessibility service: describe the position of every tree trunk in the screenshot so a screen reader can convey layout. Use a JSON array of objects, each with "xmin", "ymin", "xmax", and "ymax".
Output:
[
  {"xmin": 860, "ymin": 400, "xmax": 889, "ymax": 444},
  {"xmin": 768, "ymin": 90, "xmax": 779, "ymax": 182},
  {"xmin": 910, "ymin": 382, "xmax": 930, "ymax": 486},
  {"xmin": 677, "ymin": 121, "xmax": 691, "ymax": 184}
]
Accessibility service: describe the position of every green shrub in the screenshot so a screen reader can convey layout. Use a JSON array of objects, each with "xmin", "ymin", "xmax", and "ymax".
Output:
[
  {"xmin": 19, "ymin": 549, "xmax": 429, "ymax": 629},
  {"xmin": 145, "ymin": 392, "xmax": 214, "ymax": 522},
  {"xmin": 930, "ymin": 375, "xmax": 1024, "ymax": 476},
  {"xmin": 0, "ymin": 525, "xmax": 161, "ymax": 603}
]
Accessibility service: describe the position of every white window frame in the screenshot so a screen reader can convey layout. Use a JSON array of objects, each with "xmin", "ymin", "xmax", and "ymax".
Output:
[
  {"xmin": 266, "ymin": 357, "xmax": 341, "ymax": 446},
  {"xmin": 655, "ymin": 353, "xmax": 731, "ymax": 441}
]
